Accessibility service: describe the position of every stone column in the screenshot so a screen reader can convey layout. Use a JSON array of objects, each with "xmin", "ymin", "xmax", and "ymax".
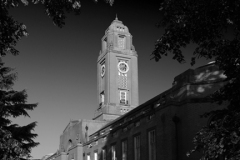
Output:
[
  {"xmin": 76, "ymin": 143, "xmax": 83, "ymax": 160},
  {"xmin": 60, "ymin": 152, "xmax": 68, "ymax": 160}
]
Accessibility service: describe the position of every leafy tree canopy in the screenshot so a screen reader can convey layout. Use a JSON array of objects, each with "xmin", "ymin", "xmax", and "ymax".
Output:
[
  {"xmin": 152, "ymin": 0, "xmax": 240, "ymax": 159},
  {"xmin": 0, "ymin": 0, "xmax": 114, "ymax": 57}
]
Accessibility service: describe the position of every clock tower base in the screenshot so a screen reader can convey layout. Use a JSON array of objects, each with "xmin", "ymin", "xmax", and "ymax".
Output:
[
  {"xmin": 93, "ymin": 113, "xmax": 120, "ymax": 121},
  {"xmin": 93, "ymin": 104, "xmax": 135, "ymax": 121}
]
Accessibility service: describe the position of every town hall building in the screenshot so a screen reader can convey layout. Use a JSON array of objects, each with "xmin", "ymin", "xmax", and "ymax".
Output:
[{"xmin": 45, "ymin": 18, "xmax": 227, "ymax": 160}]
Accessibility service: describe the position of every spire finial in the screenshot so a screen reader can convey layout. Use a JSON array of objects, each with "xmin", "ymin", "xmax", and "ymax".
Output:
[{"xmin": 115, "ymin": 14, "xmax": 118, "ymax": 20}]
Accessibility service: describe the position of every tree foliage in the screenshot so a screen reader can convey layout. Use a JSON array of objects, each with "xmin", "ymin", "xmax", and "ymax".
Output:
[
  {"xmin": 152, "ymin": 0, "xmax": 240, "ymax": 159},
  {"xmin": 188, "ymin": 110, "xmax": 240, "ymax": 160},
  {"xmin": 0, "ymin": 0, "xmax": 114, "ymax": 57},
  {"xmin": 0, "ymin": 0, "xmax": 81, "ymax": 57},
  {"xmin": 0, "ymin": 60, "xmax": 38, "ymax": 160}
]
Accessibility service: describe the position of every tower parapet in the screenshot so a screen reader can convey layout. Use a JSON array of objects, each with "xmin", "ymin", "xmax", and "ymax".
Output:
[{"xmin": 99, "ymin": 17, "xmax": 137, "ymax": 59}]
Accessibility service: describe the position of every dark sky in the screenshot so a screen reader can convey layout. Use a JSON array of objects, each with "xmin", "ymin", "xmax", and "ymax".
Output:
[{"xmin": 6, "ymin": 0, "xmax": 210, "ymax": 158}]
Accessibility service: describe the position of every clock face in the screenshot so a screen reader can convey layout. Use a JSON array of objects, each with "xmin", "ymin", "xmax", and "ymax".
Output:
[
  {"xmin": 101, "ymin": 64, "xmax": 105, "ymax": 77},
  {"xmin": 118, "ymin": 61, "xmax": 129, "ymax": 73}
]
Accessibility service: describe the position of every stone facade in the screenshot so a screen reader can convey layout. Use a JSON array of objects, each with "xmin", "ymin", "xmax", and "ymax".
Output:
[
  {"xmin": 95, "ymin": 17, "xmax": 139, "ymax": 121},
  {"xmin": 45, "ymin": 19, "xmax": 227, "ymax": 160}
]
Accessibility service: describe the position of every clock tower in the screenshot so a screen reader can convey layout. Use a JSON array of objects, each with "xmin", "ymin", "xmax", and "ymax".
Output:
[{"xmin": 93, "ymin": 17, "xmax": 139, "ymax": 121}]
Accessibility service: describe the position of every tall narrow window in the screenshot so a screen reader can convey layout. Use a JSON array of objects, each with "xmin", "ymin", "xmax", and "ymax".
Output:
[
  {"xmin": 100, "ymin": 91, "xmax": 104, "ymax": 105},
  {"xmin": 111, "ymin": 144, "xmax": 117, "ymax": 160},
  {"xmin": 120, "ymin": 91, "xmax": 127, "ymax": 105},
  {"xmin": 148, "ymin": 130, "xmax": 156, "ymax": 160},
  {"xmin": 117, "ymin": 60, "xmax": 129, "ymax": 89},
  {"xmin": 94, "ymin": 151, "xmax": 98, "ymax": 160},
  {"xmin": 118, "ymin": 36, "xmax": 125, "ymax": 49},
  {"xmin": 71, "ymin": 154, "xmax": 75, "ymax": 160},
  {"xmin": 87, "ymin": 154, "xmax": 91, "ymax": 160},
  {"xmin": 118, "ymin": 72, "xmax": 127, "ymax": 89},
  {"xmin": 102, "ymin": 148, "xmax": 106, "ymax": 160},
  {"xmin": 134, "ymin": 135, "xmax": 140, "ymax": 160},
  {"xmin": 122, "ymin": 140, "xmax": 127, "ymax": 160}
]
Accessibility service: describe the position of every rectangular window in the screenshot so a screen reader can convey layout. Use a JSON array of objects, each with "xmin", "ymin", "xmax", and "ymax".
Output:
[
  {"xmin": 118, "ymin": 36, "xmax": 125, "ymax": 49},
  {"xmin": 134, "ymin": 120, "xmax": 140, "ymax": 127},
  {"xmin": 100, "ymin": 91, "xmax": 104, "ymax": 106},
  {"xmin": 134, "ymin": 135, "xmax": 141, "ymax": 160},
  {"xmin": 118, "ymin": 72, "xmax": 127, "ymax": 89},
  {"xmin": 120, "ymin": 91, "xmax": 127, "ymax": 105},
  {"xmin": 148, "ymin": 130, "xmax": 156, "ymax": 160},
  {"xmin": 71, "ymin": 153, "xmax": 75, "ymax": 160},
  {"xmin": 94, "ymin": 151, "xmax": 98, "ymax": 160},
  {"xmin": 148, "ymin": 113, "xmax": 155, "ymax": 121},
  {"xmin": 112, "ymin": 131, "xmax": 118, "ymax": 138},
  {"xmin": 122, "ymin": 140, "xmax": 127, "ymax": 160},
  {"xmin": 111, "ymin": 144, "xmax": 117, "ymax": 160},
  {"xmin": 87, "ymin": 154, "xmax": 91, "ymax": 160},
  {"xmin": 102, "ymin": 136, "xmax": 107, "ymax": 142},
  {"xmin": 102, "ymin": 148, "xmax": 106, "ymax": 160}
]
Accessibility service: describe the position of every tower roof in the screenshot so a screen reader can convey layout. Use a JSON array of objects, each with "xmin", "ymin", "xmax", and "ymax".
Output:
[
  {"xmin": 112, "ymin": 14, "xmax": 122, "ymax": 24},
  {"xmin": 106, "ymin": 17, "xmax": 129, "ymax": 33}
]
